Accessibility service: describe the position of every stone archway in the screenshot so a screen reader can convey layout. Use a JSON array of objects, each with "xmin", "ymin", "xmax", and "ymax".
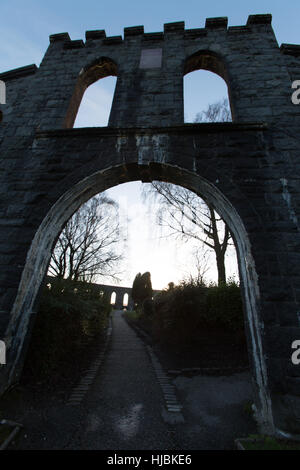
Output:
[
  {"xmin": 2, "ymin": 160, "xmax": 274, "ymax": 434},
  {"xmin": 1, "ymin": 15, "xmax": 300, "ymax": 440}
]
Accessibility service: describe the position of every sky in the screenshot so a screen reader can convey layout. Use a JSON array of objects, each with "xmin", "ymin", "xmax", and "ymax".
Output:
[
  {"xmin": 1, "ymin": 1, "xmax": 300, "ymax": 289},
  {"xmin": 106, "ymin": 182, "xmax": 239, "ymax": 290}
]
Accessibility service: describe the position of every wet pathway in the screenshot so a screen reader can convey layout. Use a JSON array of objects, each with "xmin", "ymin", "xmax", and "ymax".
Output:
[{"xmin": 67, "ymin": 310, "xmax": 177, "ymax": 450}]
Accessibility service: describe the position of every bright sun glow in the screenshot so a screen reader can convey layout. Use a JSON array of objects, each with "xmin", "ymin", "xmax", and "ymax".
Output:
[{"xmin": 102, "ymin": 182, "xmax": 239, "ymax": 290}]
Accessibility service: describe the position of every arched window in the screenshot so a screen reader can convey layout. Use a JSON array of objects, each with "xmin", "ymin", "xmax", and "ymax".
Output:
[
  {"xmin": 73, "ymin": 76, "xmax": 117, "ymax": 127},
  {"xmin": 184, "ymin": 51, "xmax": 233, "ymax": 123},
  {"xmin": 110, "ymin": 292, "xmax": 116, "ymax": 305},
  {"xmin": 123, "ymin": 293, "xmax": 129, "ymax": 307},
  {"xmin": 64, "ymin": 57, "xmax": 117, "ymax": 128}
]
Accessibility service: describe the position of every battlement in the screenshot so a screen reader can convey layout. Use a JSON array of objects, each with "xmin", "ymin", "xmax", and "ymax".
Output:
[
  {"xmin": 0, "ymin": 14, "xmax": 284, "ymax": 83},
  {"xmin": 3, "ymin": 13, "xmax": 298, "ymax": 85},
  {"xmin": 280, "ymin": 43, "xmax": 300, "ymax": 57},
  {"xmin": 1, "ymin": 12, "xmax": 299, "ymax": 131},
  {"xmin": 47, "ymin": 14, "xmax": 275, "ymax": 48}
]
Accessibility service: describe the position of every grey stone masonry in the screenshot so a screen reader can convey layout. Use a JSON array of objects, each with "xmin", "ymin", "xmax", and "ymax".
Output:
[{"xmin": 0, "ymin": 14, "xmax": 300, "ymax": 439}]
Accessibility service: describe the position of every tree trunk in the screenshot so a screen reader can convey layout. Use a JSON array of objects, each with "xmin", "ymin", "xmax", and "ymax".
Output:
[
  {"xmin": 208, "ymin": 205, "xmax": 227, "ymax": 286},
  {"xmin": 216, "ymin": 251, "xmax": 226, "ymax": 286}
]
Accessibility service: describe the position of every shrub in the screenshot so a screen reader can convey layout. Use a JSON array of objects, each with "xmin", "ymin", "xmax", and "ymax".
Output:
[
  {"xmin": 205, "ymin": 279, "xmax": 244, "ymax": 331},
  {"xmin": 23, "ymin": 278, "xmax": 111, "ymax": 380},
  {"xmin": 152, "ymin": 279, "xmax": 244, "ymax": 345},
  {"xmin": 142, "ymin": 297, "xmax": 154, "ymax": 317}
]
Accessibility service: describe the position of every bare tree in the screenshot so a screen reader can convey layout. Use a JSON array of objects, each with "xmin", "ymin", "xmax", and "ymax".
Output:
[
  {"xmin": 142, "ymin": 98, "xmax": 233, "ymax": 285},
  {"xmin": 194, "ymin": 97, "xmax": 231, "ymax": 123},
  {"xmin": 48, "ymin": 193, "xmax": 124, "ymax": 283},
  {"xmin": 186, "ymin": 246, "xmax": 210, "ymax": 286},
  {"xmin": 143, "ymin": 182, "xmax": 231, "ymax": 285}
]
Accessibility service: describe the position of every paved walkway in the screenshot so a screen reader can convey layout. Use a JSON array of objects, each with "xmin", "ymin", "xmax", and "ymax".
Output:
[
  {"xmin": 68, "ymin": 310, "xmax": 176, "ymax": 450},
  {"xmin": 3, "ymin": 310, "xmax": 256, "ymax": 450}
]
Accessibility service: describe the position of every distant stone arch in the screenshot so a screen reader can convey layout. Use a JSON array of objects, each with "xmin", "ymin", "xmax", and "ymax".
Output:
[
  {"xmin": 123, "ymin": 293, "xmax": 129, "ymax": 308},
  {"xmin": 110, "ymin": 291, "xmax": 117, "ymax": 305}
]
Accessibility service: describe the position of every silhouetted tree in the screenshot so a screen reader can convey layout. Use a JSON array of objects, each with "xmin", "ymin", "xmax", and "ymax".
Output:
[
  {"xmin": 144, "ymin": 182, "xmax": 230, "ymax": 285},
  {"xmin": 132, "ymin": 271, "xmax": 153, "ymax": 308},
  {"xmin": 142, "ymin": 99, "xmax": 233, "ymax": 286},
  {"xmin": 194, "ymin": 97, "xmax": 231, "ymax": 123},
  {"xmin": 48, "ymin": 193, "xmax": 124, "ymax": 283}
]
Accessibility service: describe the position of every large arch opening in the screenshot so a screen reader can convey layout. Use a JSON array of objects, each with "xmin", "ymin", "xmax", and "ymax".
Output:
[
  {"xmin": 4, "ymin": 162, "xmax": 274, "ymax": 434},
  {"xmin": 183, "ymin": 50, "xmax": 234, "ymax": 123}
]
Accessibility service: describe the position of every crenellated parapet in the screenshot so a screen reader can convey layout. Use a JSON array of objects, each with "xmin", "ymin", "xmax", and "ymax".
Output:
[{"xmin": 1, "ymin": 14, "xmax": 299, "ymax": 134}]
